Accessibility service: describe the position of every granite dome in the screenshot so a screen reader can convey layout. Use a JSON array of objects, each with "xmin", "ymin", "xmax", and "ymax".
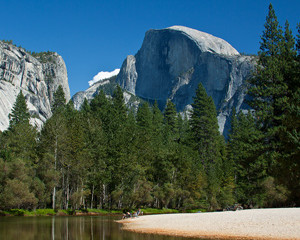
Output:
[
  {"xmin": 116, "ymin": 26, "xmax": 255, "ymax": 136},
  {"xmin": 72, "ymin": 26, "xmax": 255, "ymax": 136},
  {"xmin": 167, "ymin": 26, "xmax": 240, "ymax": 56}
]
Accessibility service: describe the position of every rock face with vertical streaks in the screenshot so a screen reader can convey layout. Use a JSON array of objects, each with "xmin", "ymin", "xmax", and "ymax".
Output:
[
  {"xmin": 116, "ymin": 26, "xmax": 256, "ymax": 135},
  {"xmin": 0, "ymin": 41, "xmax": 70, "ymax": 131}
]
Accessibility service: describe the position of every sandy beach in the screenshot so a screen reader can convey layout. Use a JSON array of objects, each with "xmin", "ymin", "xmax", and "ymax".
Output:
[{"xmin": 118, "ymin": 208, "xmax": 300, "ymax": 240}]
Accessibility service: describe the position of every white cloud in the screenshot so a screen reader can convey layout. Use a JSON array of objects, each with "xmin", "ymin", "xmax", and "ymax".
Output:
[{"xmin": 88, "ymin": 69, "xmax": 120, "ymax": 86}]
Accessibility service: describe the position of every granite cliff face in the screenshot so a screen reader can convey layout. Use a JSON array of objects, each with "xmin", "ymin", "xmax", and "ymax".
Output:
[
  {"xmin": 117, "ymin": 26, "xmax": 255, "ymax": 135},
  {"xmin": 0, "ymin": 41, "xmax": 70, "ymax": 131},
  {"xmin": 72, "ymin": 79, "xmax": 108, "ymax": 110},
  {"xmin": 72, "ymin": 75, "xmax": 140, "ymax": 111}
]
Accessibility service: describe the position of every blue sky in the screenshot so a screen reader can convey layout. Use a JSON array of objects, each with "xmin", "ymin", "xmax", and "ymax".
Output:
[{"xmin": 1, "ymin": 0, "xmax": 299, "ymax": 96}]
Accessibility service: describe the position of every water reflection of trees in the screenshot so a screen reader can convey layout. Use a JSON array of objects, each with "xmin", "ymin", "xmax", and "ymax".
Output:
[
  {"xmin": 0, "ymin": 216, "xmax": 195, "ymax": 240},
  {"xmin": 1, "ymin": 217, "xmax": 115, "ymax": 240}
]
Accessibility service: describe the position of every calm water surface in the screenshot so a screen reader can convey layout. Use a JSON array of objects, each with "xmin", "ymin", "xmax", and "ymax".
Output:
[{"xmin": 0, "ymin": 216, "xmax": 207, "ymax": 240}]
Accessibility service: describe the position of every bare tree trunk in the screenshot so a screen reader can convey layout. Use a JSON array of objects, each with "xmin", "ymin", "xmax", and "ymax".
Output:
[
  {"xmin": 52, "ymin": 186, "xmax": 56, "ymax": 210},
  {"xmin": 90, "ymin": 184, "xmax": 94, "ymax": 209},
  {"xmin": 65, "ymin": 167, "xmax": 69, "ymax": 209},
  {"xmin": 80, "ymin": 179, "xmax": 85, "ymax": 209},
  {"xmin": 61, "ymin": 168, "xmax": 65, "ymax": 209},
  {"xmin": 80, "ymin": 188, "xmax": 83, "ymax": 208},
  {"xmin": 52, "ymin": 136, "xmax": 58, "ymax": 210},
  {"xmin": 102, "ymin": 184, "xmax": 106, "ymax": 209}
]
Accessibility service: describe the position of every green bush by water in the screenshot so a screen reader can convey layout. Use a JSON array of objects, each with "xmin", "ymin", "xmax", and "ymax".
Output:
[{"xmin": 141, "ymin": 208, "xmax": 179, "ymax": 214}]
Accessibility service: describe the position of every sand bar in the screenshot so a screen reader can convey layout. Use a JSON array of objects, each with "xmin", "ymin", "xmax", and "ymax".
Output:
[{"xmin": 118, "ymin": 208, "xmax": 300, "ymax": 240}]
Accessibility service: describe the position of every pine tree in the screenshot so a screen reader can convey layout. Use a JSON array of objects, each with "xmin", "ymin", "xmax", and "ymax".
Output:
[
  {"xmin": 152, "ymin": 101, "xmax": 164, "ymax": 145},
  {"xmin": 164, "ymin": 100, "xmax": 177, "ymax": 131},
  {"xmin": 38, "ymin": 106, "xmax": 68, "ymax": 209},
  {"xmin": 248, "ymin": 4, "xmax": 300, "ymax": 206},
  {"xmin": 248, "ymin": 4, "xmax": 287, "ymax": 174},
  {"xmin": 8, "ymin": 91, "xmax": 30, "ymax": 129},
  {"xmin": 64, "ymin": 104, "xmax": 91, "ymax": 209},
  {"xmin": 112, "ymin": 85, "xmax": 127, "ymax": 120},
  {"xmin": 137, "ymin": 102, "xmax": 153, "ymax": 130},
  {"xmin": 278, "ymin": 23, "xmax": 300, "ymax": 205},
  {"xmin": 259, "ymin": 4, "xmax": 282, "ymax": 59},
  {"xmin": 5, "ymin": 91, "xmax": 37, "ymax": 161},
  {"xmin": 163, "ymin": 100, "xmax": 179, "ymax": 143},
  {"xmin": 282, "ymin": 20, "xmax": 296, "ymax": 61},
  {"xmin": 80, "ymin": 98, "xmax": 91, "ymax": 113},
  {"xmin": 228, "ymin": 111, "xmax": 267, "ymax": 206},
  {"xmin": 177, "ymin": 112, "xmax": 190, "ymax": 144},
  {"xmin": 190, "ymin": 83, "xmax": 223, "ymax": 209},
  {"xmin": 0, "ymin": 91, "xmax": 40, "ymax": 209},
  {"xmin": 248, "ymin": 4, "xmax": 284, "ymax": 127},
  {"xmin": 136, "ymin": 102, "xmax": 153, "ymax": 171},
  {"xmin": 190, "ymin": 83, "xmax": 221, "ymax": 166},
  {"xmin": 90, "ymin": 90, "xmax": 112, "ymax": 131},
  {"xmin": 52, "ymin": 85, "xmax": 66, "ymax": 113},
  {"xmin": 107, "ymin": 85, "xmax": 131, "ymax": 205}
]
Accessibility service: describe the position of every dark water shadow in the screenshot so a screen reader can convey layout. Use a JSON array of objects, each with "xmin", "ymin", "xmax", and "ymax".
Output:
[{"xmin": 0, "ymin": 216, "xmax": 211, "ymax": 240}]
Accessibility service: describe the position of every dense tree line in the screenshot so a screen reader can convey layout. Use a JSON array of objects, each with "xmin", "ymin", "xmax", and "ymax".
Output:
[
  {"xmin": 0, "ymin": 84, "xmax": 233, "ymax": 211},
  {"xmin": 0, "ymin": 4, "xmax": 299, "ymax": 211},
  {"xmin": 230, "ymin": 4, "xmax": 300, "ymax": 207}
]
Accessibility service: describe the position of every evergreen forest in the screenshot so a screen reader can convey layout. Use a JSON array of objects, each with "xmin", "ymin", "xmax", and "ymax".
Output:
[{"xmin": 0, "ymin": 4, "xmax": 299, "ymax": 212}]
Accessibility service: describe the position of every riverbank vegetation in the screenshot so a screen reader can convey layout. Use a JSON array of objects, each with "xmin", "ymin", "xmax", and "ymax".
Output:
[
  {"xmin": 0, "ymin": 4, "xmax": 299, "ymax": 212},
  {"xmin": 0, "ymin": 208, "xmax": 184, "ymax": 217}
]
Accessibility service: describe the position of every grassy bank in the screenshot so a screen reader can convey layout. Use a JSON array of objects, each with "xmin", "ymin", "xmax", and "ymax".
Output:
[
  {"xmin": 0, "ymin": 208, "xmax": 206, "ymax": 217},
  {"xmin": 0, "ymin": 208, "xmax": 122, "ymax": 217}
]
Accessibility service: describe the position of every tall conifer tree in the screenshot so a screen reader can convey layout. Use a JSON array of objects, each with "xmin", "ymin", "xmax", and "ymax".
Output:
[
  {"xmin": 52, "ymin": 85, "xmax": 66, "ymax": 113},
  {"xmin": 228, "ymin": 111, "xmax": 266, "ymax": 206},
  {"xmin": 9, "ymin": 91, "xmax": 30, "ymax": 129},
  {"xmin": 248, "ymin": 3, "xmax": 287, "ymax": 173},
  {"xmin": 247, "ymin": 4, "xmax": 300, "ymax": 206},
  {"xmin": 190, "ymin": 83, "xmax": 221, "ymax": 166},
  {"xmin": 190, "ymin": 83, "xmax": 223, "ymax": 209}
]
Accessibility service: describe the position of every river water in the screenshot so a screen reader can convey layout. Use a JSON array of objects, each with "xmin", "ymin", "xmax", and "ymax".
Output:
[{"xmin": 0, "ymin": 216, "xmax": 202, "ymax": 240}]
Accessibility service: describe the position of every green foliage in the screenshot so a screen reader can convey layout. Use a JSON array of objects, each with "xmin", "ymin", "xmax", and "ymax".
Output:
[
  {"xmin": 228, "ymin": 111, "xmax": 266, "ymax": 206},
  {"xmin": 184, "ymin": 208, "xmax": 206, "ymax": 213},
  {"xmin": 31, "ymin": 51, "xmax": 56, "ymax": 63},
  {"xmin": 9, "ymin": 209, "xmax": 27, "ymax": 216},
  {"xmin": 1, "ymin": 39, "xmax": 16, "ymax": 46},
  {"xmin": 51, "ymin": 85, "xmax": 66, "ymax": 113},
  {"xmin": 141, "ymin": 208, "xmax": 179, "ymax": 214},
  {"xmin": 190, "ymin": 83, "xmax": 220, "ymax": 164},
  {"xmin": 8, "ymin": 91, "xmax": 30, "ymax": 129},
  {"xmin": 260, "ymin": 176, "xmax": 289, "ymax": 207},
  {"xmin": 247, "ymin": 3, "xmax": 300, "ymax": 206},
  {"xmin": 1, "ymin": 178, "xmax": 38, "ymax": 209},
  {"xmin": 0, "ymin": 40, "xmax": 52, "ymax": 57},
  {"xmin": 95, "ymin": 75, "xmax": 118, "ymax": 95},
  {"xmin": 189, "ymin": 83, "xmax": 230, "ymax": 210}
]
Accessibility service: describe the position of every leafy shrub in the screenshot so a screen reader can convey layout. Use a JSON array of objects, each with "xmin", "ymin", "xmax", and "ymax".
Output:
[
  {"xmin": 34, "ymin": 209, "xmax": 56, "ymax": 216},
  {"xmin": 141, "ymin": 208, "xmax": 179, "ymax": 214},
  {"xmin": 10, "ymin": 209, "xmax": 26, "ymax": 216}
]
